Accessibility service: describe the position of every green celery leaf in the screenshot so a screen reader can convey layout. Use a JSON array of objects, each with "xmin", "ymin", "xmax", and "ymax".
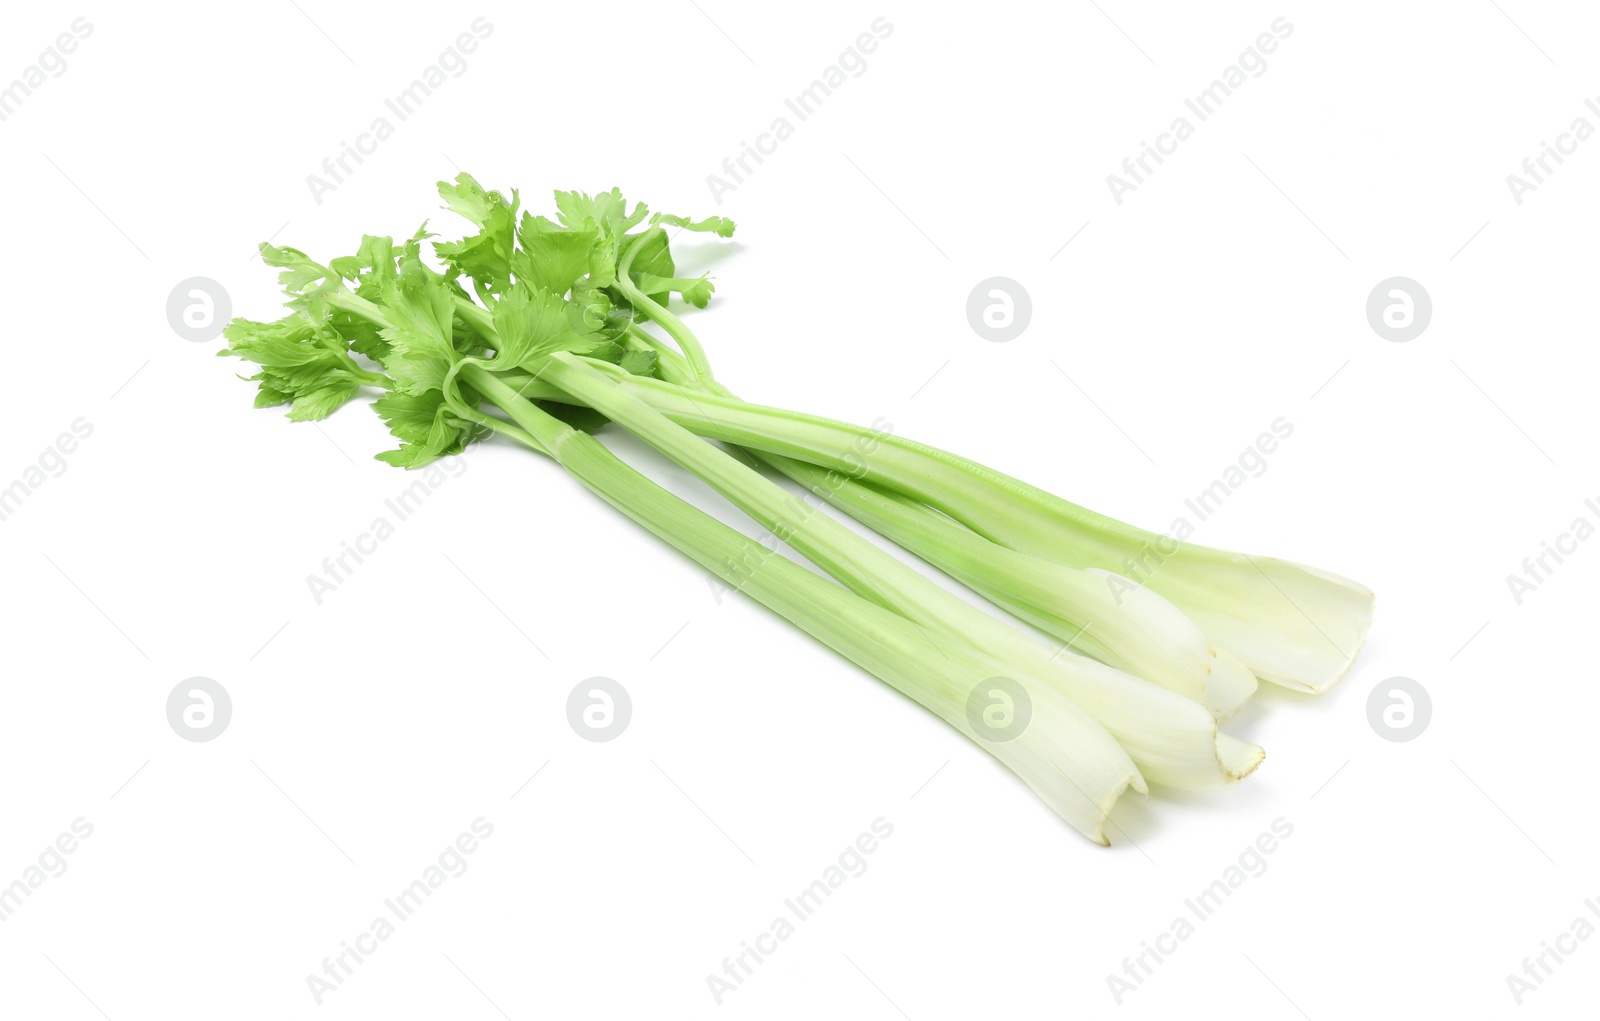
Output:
[
  {"xmin": 653, "ymin": 212, "xmax": 737, "ymax": 237},
  {"xmin": 489, "ymin": 284, "xmax": 602, "ymax": 370},
  {"xmin": 435, "ymin": 175, "xmax": 519, "ymax": 295},
  {"xmin": 584, "ymin": 340, "xmax": 626, "ymax": 365},
  {"xmin": 288, "ymin": 382, "xmax": 362, "ymax": 421},
  {"xmin": 259, "ymin": 244, "xmax": 345, "ymax": 305},
  {"xmin": 330, "ymin": 235, "xmax": 398, "ymax": 292},
  {"xmin": 632, "ymin": 272, "xmax": 715, "ymax": 309},
  {"xmin": 251, "ymin": 379, "xmax": 293, "ymax": 408},
  {"xmin": 553, "ymin": 187, "xmax": 649, "ymax": 236},
  {"xmin": 551, "ymin": 188, "xmax": 650, "ymax": 289},
  {"xmin": 512, "ymin": 213, "xmax": 600, "ymax": 296},
  {"xmin": 378, "ymin": 258, "xmax": 460, "ymax": 395},
  {"xmin": 326, "ymin": 237, "xmax": 400, "ymax": 359},
  {"xmin": 618, "ymin": 349, "xmax": 658, "ymax": 377},
  {"xmin": 372, "ymin": 387, "xmax": 481, "ymax": 468},
  {"xmin": 220, "ymin": 314, "xmax": 374, "ymax": 420},
  {"xmin": 571, "ymin": 288, "xmax": 635, "ymax": 342},
  {"xmin": 221, "ymin": 315, "xmax": 325, "ymax": 366},
  {"xmin": 618, "ymin": 229, "xmax": 674, "ymax": 307}
]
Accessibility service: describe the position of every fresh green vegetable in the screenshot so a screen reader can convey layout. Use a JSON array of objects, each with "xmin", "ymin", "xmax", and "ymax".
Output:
[
  {"xmin": 222, "ymin": 174, "xmax": 1375, "ymax": 845},
  {"xmin": 508, "ymin": 357, "xmax": 1261, "ymax": 718},
  {"xmin": 512, "ymin": 364, "xmax": 1372, "ymax": 696}
]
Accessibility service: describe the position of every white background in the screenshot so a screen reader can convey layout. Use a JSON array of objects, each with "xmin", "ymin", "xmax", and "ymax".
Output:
[{"xmin": 2, "ymin": 1, "xmax": 1596, "ymax": 1017}]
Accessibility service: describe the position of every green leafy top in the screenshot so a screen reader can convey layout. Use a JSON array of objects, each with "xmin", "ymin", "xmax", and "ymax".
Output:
[{"xmin": 220, "ymin": 174, "xmax": 736, "ymax": 467}]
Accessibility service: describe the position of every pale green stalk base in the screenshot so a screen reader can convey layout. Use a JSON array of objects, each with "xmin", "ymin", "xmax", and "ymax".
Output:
[
  {"xmin": 765, "ymin": 470, "xmax": 1260, "ymax": 719},
  {"xmin": 466, "ymin": 367, "xmax": 1146, "ymax": 842},
  {"xmin": 538, "ymin": 355, "xmax": 1262, "ymax": 791},
  {"xmin": 504, "ymin": 357, "xmax": 1258, "ymax": 716},
  {"xmin": 563, "ymin": 371, "xmax": 1374, "ymax": 695}
]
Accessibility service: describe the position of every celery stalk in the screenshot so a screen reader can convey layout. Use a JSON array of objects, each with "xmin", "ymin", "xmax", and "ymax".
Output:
[
  {"xmin": 538, "ymin": 354, "xmax": 1263, "ymax": 789},
  {"xmin": 565, "ymin": 372, "xmax": 1372, "ymax": 695},
  {"xmin": 467, "ymin": 368, "xmax": 1146, "ymax": 842}
]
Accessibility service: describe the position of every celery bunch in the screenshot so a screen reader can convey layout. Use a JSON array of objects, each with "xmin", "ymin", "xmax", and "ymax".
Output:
[{"xmin": 221, "ymin": 176, "xmax": 1373, "ymax": 844}]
